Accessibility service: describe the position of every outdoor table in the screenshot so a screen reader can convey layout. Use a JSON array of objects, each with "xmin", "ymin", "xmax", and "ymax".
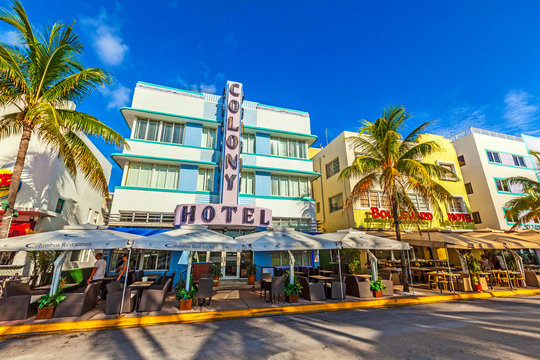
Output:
[
  {"xmin": 128, "ymin": 281, "xmax": 154, "ymax": 310},
  {"xmin": 354, "ymin": 274, "xmax": 372, "ymax": 281},
  {"xmin": 318, "ymin": 270, "xmax": 334, "ymax": 275},
  {"xmin": 33, "ymin": 283, "xmax": 80, "ymax": 292},
  {"xmin": 144, "ymin": 274, "xmax": 160, "ymax": 281},
  {"xmin": 294, "ymin": 271, "xmax": 305, "ymax": 276}
]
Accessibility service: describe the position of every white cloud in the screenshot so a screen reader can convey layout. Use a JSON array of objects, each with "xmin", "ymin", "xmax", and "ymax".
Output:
[
  {"xmin": 503, "ymin": 89, "xmax": 538, "ymax": 130},
  {"xmin": 430, "ymin": 106, "xmax": 488, "ymax": 137},
  {"xmin": 175, "ymin": 75, "xmax": 218, "ymax": 94},
  {"xmin": 99, "ymin": 84, "xmax": 131, "ymax": 110},
  {"xmin": 0, "ymin": 30, "xmax": 19, "ymax": 46},
  {"xmin": 82, "ymin": 11, "xmax": 128, "ymax": 66}
]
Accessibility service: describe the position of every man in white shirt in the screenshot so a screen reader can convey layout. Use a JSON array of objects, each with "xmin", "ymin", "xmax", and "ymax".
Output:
[{"xmin": 88, "ymin": 253, "xmax": 107, "ymax": 283}]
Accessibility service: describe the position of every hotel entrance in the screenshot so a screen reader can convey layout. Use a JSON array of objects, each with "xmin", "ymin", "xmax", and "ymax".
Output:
[{"xmin": 205, "ymin": 251, "xmax": 252, "ymax": 280}]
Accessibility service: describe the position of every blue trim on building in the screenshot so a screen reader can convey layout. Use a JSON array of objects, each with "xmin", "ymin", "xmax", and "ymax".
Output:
[
  {"xmin": 179, "ymin": 164, "xmax": 199, "ymax": 192},
  {"xmin": 110, "ymin": 153, "xmax": 218, "ymax": 168},
  {"xmin": 254, "ymin": 171, "xmax": 271, "ymax": 196},
  {"xmin": 115, "ymin": 186, "xmax": 217, "ymax": 196},
  {"xmin": 184, "ymin": 123, "xmax": 203, "ymax": 147},
  {"xmin": 255, "ymin": 133, "xmax": 270, "ymax": 155}
]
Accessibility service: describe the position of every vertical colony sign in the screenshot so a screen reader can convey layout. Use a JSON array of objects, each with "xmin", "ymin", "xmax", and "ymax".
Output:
[
  {"xmin": 221, "ymin": 81, "xmax": 242, "ymax": 204},
  {"xmin": 174, "ymin": 81, "xmax": 272, "ymax": 227}
]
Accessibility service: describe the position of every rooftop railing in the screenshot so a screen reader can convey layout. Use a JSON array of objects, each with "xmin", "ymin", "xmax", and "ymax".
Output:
[{"xmin": 449, "ymin": 127, "xmax": 522, "ymax": 142}]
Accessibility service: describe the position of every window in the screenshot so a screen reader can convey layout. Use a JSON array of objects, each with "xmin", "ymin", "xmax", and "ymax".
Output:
[
  {"xmin": 197, "ymin": 168, "xmax": 214, "ymax": 192},
  {"xmin": 464, "ymin": 183, "xmax": 473, "ymax": 194},
  {"xmin": 505, "ymin": 209, "xmax": 519, "ymax": 223},
  {"xmin": 139, "ymin": 250, "xmax": 171, "ymax": 271},
  {"xmin": 438, "ymin": 162, "xmax": 457, "ymax": 180},
  {"xmin": 325, "ymin": 158, "xmax": 340, "ymax": 178},
  {"xmin": 160, "ymin": 122, "xmax": 184, "ymax": 144},
  {"xmin": 134, "ymin": 118, "xmax": 184, "ymax": 144},
  {"xmin": 409, "ymin": 194, "xmax": 430, "ymax": 211},
  {"xmin": 513, "ymin": 155, "xmax": 526, "ymax": 167},
  {"xmin": 457, "ymin": 155, "xmax": 466, "ymax": 166},
  {"xmin": 448, "ymin": 197, "xmax": 465, "ymax": 213},
  {"xmin": 125, "ymin": 162, "xmax": 179, "ymax": 190},
  {"xmin": 271, "ymin": 175, "xmax": 310, "ymax": 197},
  {"xmin": 55, "ymin": 198, "xmax": 65, "ymax": 214},
  {"xmin": 240, "ymin": 172, "xmax": 255, "ymax": 194},
  {"xmin": 316, "ymin": 202, "xmax": 321, "ymax": 213},
  {"xmin": 271, "ymin": 250, "xmax": 311, "ymax": 266},
  {"xmin": 0, "ymin": 252, "xmax": 16, "ymax": 265},
  {"xmin": 243, "ymin": 133, "xmax": 255, "ymax": 153},
  {"xmin": 472, "ymin": 211, "xmax": 482, "ymax": 224},
  {"xmin": 201, "ymin": 127, "xmax": 217, "ymax": 148},
  {"xmin": 270, "ymin": 137, "xmax": 307, "ymax": 158},
  {"xmin": 487, "ymin": 151, "xmax": 501, "ymax": 163},
  {"xmin": 329, "ymin": 193, "xmax": 344, "ymax": 213},
  {"xmin": 495, "ymin": 178, "xmax": 510, "ymax": 193}
]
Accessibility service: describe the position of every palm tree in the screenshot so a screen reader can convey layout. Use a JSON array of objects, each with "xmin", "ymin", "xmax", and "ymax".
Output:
[
  {"xmin": 0, "ymin": 1, "xmax": 126, "ymax": 238},
  {"xmin": 505, "ymin": 151, "xmax": 540, "ymax": 230},
  {"xmin": 339, "ymin": 106, "xmax": 456, "ymax": 292}
]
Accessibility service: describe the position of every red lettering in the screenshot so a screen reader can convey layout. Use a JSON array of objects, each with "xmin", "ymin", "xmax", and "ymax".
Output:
[
  {"xmin": 371, "ymin": 207, "xmax": 380, "ymax": 219},
  {"xmin": 380, "ymin": 210, "xmax": 388, "ymax": 219},
  {"xmin": 426, "ymin": 213, "xmax": 433, "ymax": 221},
  {"xmin": 465, "ymin": 214, "xmax": 472, "ymax": 222}
]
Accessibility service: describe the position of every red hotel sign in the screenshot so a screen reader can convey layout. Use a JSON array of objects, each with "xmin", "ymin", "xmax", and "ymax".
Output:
[{"xmin": 370, "ymin": 207, "xmax": 473, "ymax": 223}]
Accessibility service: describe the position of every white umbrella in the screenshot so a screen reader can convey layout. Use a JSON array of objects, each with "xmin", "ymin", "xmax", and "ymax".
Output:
[
  {"xmin": 0, "ymin": 224, "xmax": 140, "ymax": 299},
  {"xmin": 316, "ymin": 229, "xmax": 412, "ymax": 299},
  {"xmin": 136, "ymin": 225, "xmax": 239, "ymax": 292},
  {"xmin": 237, "ymin": 227, "xmax": 339, "ymax": 284}
]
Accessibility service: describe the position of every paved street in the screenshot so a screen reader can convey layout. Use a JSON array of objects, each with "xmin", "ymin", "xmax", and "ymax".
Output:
[{"xmin": 1, "ymin": 295, "xmax": 539, "ymax": 360}]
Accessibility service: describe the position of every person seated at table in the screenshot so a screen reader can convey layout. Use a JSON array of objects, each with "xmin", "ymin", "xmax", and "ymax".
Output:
[
  {"xmin": 491, "ymin": 255, "xmax": 502, "ymax": 270},
  {"xmin": 116, "ymin": 254, "xmax": 128, "ymax": 282},
  {"xmin": 88, "ymin": 253, "xmax": 107, "ymax": 283},
  {"xmin": 480, "ymin": 255, "xmax": 491, "ymax": 271}
]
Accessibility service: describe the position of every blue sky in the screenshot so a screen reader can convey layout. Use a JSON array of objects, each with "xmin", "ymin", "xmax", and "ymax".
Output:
[{"xmin": 2, "ymin": 1, "xmax": 540, "ymax": 190}]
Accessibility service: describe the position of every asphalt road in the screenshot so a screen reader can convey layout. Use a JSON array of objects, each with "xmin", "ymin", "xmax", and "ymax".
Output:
[{"xmin": 1, "ymin": 295, "xmax": 539, "ymax": 360}]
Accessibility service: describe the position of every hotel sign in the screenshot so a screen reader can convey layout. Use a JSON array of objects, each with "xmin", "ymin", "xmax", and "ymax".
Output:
[
  {"xmin": 174, "ymin": 81, "xmax": 273, "ymax": 228},
  {"xmin": 370, "ymin": 207, "xmax": 473, "ymax": 223}
]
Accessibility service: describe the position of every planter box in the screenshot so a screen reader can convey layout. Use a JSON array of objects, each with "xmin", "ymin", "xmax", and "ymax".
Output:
[
  {"xmin": 286, "ymin": 294, "xmax": 299, "ymax": 303},
  {"xmin": 36, "ymin": 306, "xmax": 55, "ymax": 319},
  {"xmin": 373, "ymin": 290, "xmax": 383, "ymax": 298},
  {"xmin": 179, "ymin": 299, "xmax": 192, "ymax": 311},
  {"xmin": 248, "ymin": 274, "xmax": 256, "ymax": 285},
  {"xmin": 473, "ymin": 284, "xmax": 482, "ymax": 292}
]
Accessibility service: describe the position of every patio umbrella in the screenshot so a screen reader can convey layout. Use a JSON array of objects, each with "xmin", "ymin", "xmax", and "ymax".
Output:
[
  {"xmin": 236, "ymin": 227, "xmax": 339, "ymax": 285},
  {"xmin": 135, "ymin": 225, "xmax": 240, "ymax": 292},
  {"xmin": 0, "ymin": 224, "xmax": 140, "ymax": 297},
  {"xmin": 316, "ymin": 229, "xmax": 412, "ymax": 298}
]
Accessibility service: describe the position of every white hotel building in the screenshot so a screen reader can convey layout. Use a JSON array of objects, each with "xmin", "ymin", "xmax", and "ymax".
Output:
[
  {"xmin": 107, "ymin": 81, "xmax": 319, "ymax": 279},
  {"xmin": 450, "ymin": 127, "xmax": 540, "ymax": 230}
]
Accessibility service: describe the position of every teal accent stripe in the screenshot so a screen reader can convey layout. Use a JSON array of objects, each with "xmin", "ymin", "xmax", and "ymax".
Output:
[
  {"xmin": 128, "ymin": 138, "xmax": 218, "ymax": 151},
  {"xmin": 257, "ymin": 103, "xmax": 308, "ymax": 115},
  {"xmin": 242, "ymin": 164, "xmax": 320, "ymax": 177},
  {"xmin": 137, "ymin": 81, "xmax": 204, "ymax": 96},
  {"xmin": 239, "ymin": 194, "xmax": 315, "ymax": 202},
  {"xmin": 242, "ymin": 152, "xmax": 312, "ymax": 162},
  {"xmin": 243, "ymin": 125, "xmax": 317, "ymax": 146},
  {"xmin": 116, "ymin": 186, "xmax": 218, "ymax": 195},
  {"xmin": 111, "ymin": 153, "xmax": 218, "ymax": 167},
  {"xmin": 485, "ymin": 149, "xmax": 534, "ymax": 170}
]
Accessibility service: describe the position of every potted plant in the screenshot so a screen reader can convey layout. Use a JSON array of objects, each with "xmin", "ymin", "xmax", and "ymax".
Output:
[
  {"xmin": 284, "ymin": 278, "xmax": 302, "ymax": 303},
  {"xmin": 210, "ymin": 263, "xmax": 222, "ymax": 287},
  {"xmin": 466, "ymin": 254, "xmax": 483, "ymax": 292},
  {"xmin": 175, "ymin": 278, "xmax": 196, "ymax": 310},
  {"xmin": 246, "ymin": 263, "xmax": 257, "ymax": 285},
  {"xmin": 36, "ymin": 278, "xmax": 67, "ymax": 319},
  {"xmin": 370, "ymin": 278, "xmax": 387, "ymax": 297}
]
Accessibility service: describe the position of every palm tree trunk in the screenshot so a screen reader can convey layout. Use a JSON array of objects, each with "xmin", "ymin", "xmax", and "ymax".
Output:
[
  {"xmin": 392, "ymin": 201, "xmax": 410, "ymax": 292},
  {"xmin": 0, "ymin": 126, "xmax": 32, "ymax": 239}
]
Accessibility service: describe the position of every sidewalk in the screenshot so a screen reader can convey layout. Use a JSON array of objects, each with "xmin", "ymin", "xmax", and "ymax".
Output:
[{"xmin": 1, "ymin": 285, "xmax": 539, "ymax": 338}]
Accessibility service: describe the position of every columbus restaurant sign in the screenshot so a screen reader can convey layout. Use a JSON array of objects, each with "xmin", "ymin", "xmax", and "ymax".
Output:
[{"xmin": 174, "ymin": 81, "xmax": 272, "ymax": 227}]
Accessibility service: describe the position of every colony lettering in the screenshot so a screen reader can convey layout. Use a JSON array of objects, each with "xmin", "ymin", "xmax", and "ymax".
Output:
[
  {"xmin": 173, "ymin": 81, "xmax": 273, "ymax": 228},
  {"xmin": 370, "ymin": 207, "xmax": 473, "ymax": 223},
  {"xmin": 221, "ymin": 81, "xmax": 243, "ymax": 204}
]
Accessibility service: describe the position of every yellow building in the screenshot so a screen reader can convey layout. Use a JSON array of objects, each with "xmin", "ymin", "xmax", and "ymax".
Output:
[{"xmin": 311, "ymin": 131, "xmax": 475, "ymax": 233}]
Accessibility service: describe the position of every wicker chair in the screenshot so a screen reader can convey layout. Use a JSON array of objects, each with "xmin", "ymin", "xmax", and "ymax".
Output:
[
  {"xmin": 105, "ymin": 281, "xmax": 137, "ymax": 315},
  {"xmin": 344, "ymin": 274, "xmax": 372, "ymax": 298},
  {"xmin": 0, "ymin": 283, "xmax": 31, "ymax": 321},
  {"xmin": 137, "ymin": 279, "xmax": 172, "ymax": 312},
  {"xmin": 54, "ymin": 281, "xmax": 102, "ymax": 317},
  {"xmin": 270, "ymin": 276, "xmax": 285, "ymax": 303},
  {"xmin": 297, "ymin": 276, "xmax": 326, "ymax": 301},
  {"xmin": 195, "ymin": 278, "xmax": 214, "ymax": 307}
]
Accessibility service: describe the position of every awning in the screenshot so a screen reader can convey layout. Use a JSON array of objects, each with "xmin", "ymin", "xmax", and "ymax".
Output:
[
  {"xmin": 316, "ymin": 229, "xmax": 411, "ymax": 250},
  {"xmin": 236, "ymin": 227, "xmax": 339, "ymax": 251},
  {"xmin": 467, "ymin": 230, "xmax": 540, "ymax": 249}
]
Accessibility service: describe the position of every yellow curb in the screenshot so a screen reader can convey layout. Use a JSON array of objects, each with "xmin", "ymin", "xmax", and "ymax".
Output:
[{"xmin": 1, "ymin": 288, "xmax": 539, "ymax": 339}]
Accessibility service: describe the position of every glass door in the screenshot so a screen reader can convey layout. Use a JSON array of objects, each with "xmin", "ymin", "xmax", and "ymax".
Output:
[{"xmin": 223, "ymin": 252, "xmax": 240, "ymax": 279}]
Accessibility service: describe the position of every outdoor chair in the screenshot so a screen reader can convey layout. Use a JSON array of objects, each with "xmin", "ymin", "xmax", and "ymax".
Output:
[
  {"xmin": 54, "ymin": 281, "xmax": 102, "ymax": 317},
  {"xmin": 344, "ymin": 274, "xmax": 372, "ymax": 298},
  {"xmin": 138, "ymin": 279, "xmax": 172, "ymax": 312},
  {"xmin": 496, "ymin": 271, "xmax": 510, "ymax": 287},
  {"xmin": 128, "ymin": 271, "xmax": 138, "ymax": 285},
  {"xmin": 270, "ymin": 276, "xmax": 285, "ymax": 303},
  {"xmin": 195, "ymin": 278, "xmax": 213, "ymax": 307},
  {"xmin": 0, "ymin": 283, "xmax": 31, "ymax": 321},
  {"xmin": 525, "ymin": 271, "xmax": 540, "ymax": 287},
  {"xmin": 330, "ymin": 281, "xmax": 346, "ymax": 300},
  {"xmin": 297, "ymin": 276, "xmax": 326, "ymax": 301},
  {"xmin": 105, "ymin": 281, "xmax": 137, "ymax": 315},
  {"xmin": 260, "ymin": 273, "xmax": 272, "ymax": 299}
]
